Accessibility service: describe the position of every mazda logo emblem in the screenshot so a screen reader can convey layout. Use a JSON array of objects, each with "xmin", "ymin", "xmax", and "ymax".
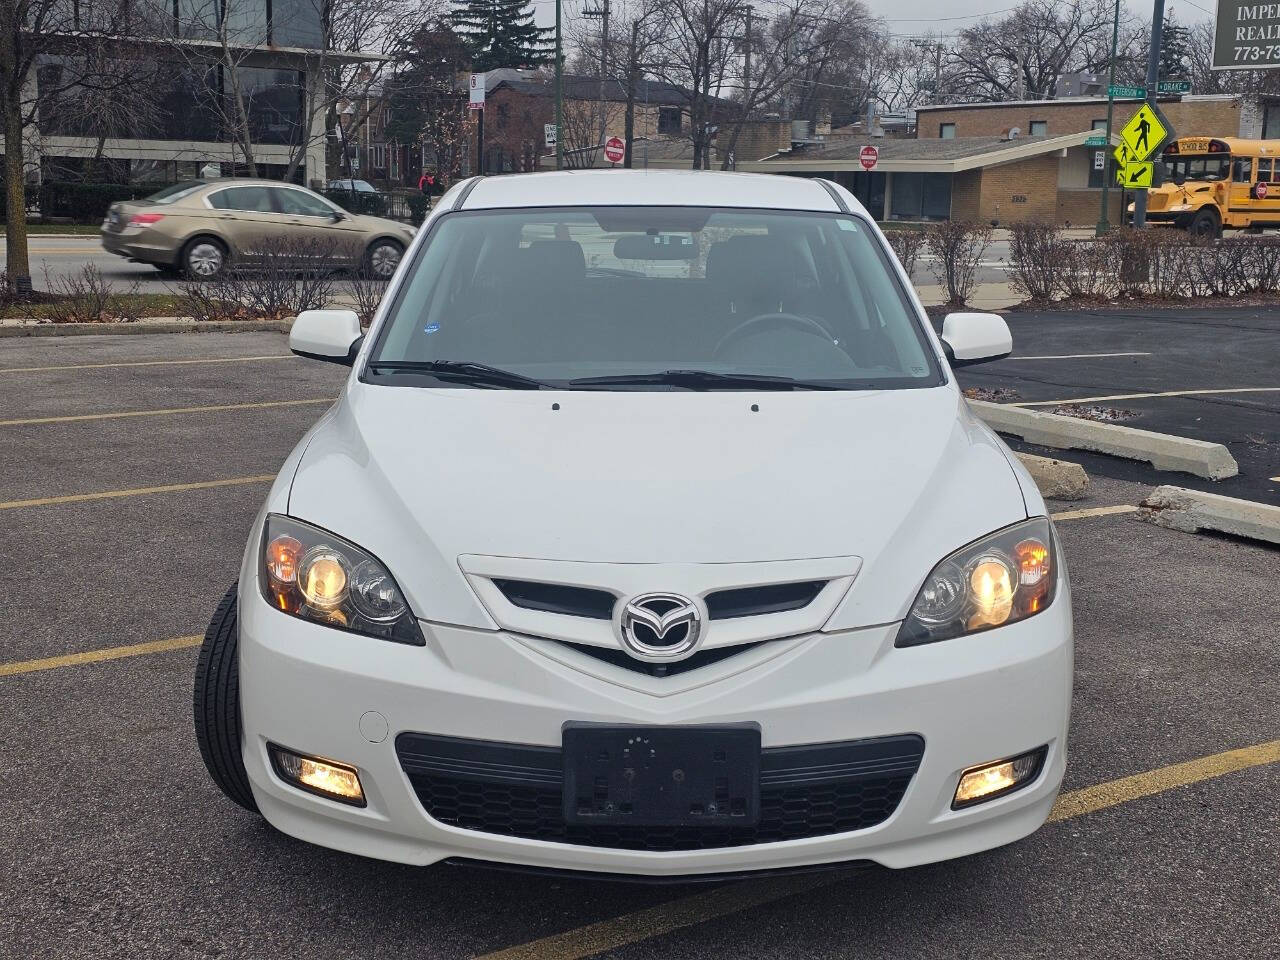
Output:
[{"xmin": 619, "ymin": 593, "xmax": 702, "ymax": 660}]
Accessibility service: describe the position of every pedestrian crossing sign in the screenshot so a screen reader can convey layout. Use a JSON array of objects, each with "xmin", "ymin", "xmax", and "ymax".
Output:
[{"xmin": 1119, "ymin": 103, "xmax": 1171, "ymax": 162}]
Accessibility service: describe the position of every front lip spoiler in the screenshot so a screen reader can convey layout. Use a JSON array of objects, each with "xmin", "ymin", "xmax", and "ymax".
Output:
[{"xmin": 441, "ymin": 856, "xmax": 879, "ymax": 886}]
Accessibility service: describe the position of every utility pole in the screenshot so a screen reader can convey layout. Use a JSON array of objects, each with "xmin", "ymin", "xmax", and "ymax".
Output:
[
  {"xmin": 742, "ymin": 4, "xmax": 752, "ymax": 110},
  {"xmin": 1133, "ymin": 0, "xmax": 1166, "ymax": 229},
  {"xmin": 476, "ymin": 106, "xmax": 485, "ymax": 175},
  {"xmin": 584, "ymin": 0, "xmax": 611, "ymax": 150},
  {"xmin": 1096, "ymin": 0, "xmax": 1121, "ymax": 235},
  {"xmin": 555, "ymin": 0, "xmax": 564, "ymax": 169}
]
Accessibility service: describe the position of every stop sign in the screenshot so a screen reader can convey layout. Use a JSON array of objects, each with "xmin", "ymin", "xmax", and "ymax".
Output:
[
  {"xmin": 604, "ymin": 136, "xmax": 626, "ymax": 164},
  {"xmin": 859, "ymin": 145, "xmax": 879, "ymax": 171}
]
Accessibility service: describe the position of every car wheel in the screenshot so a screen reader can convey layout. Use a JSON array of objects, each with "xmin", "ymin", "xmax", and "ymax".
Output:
[
  {"xmin": 1188, "ymin": 208, "xmax": 1221, "ymax": 239},
  {"xmin": 364, "ymin": 239, "xmax": 403, "ymax": 279},
  {"xmin": 193, "ymin": 582, "xmax": 259, "ymax": 813},
  {"xmin": 183, "ymin": 237, "xmax": 228, "ymax": 280}
]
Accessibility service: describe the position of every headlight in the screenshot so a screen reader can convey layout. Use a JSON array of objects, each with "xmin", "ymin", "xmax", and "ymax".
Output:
[
  {"xmin": 896, "ymin": 518, "xmax": 1057, "ymax": 647},
  {"xmin": 260, "ymin": 514, "xmax": 423, "ymax": 645}
]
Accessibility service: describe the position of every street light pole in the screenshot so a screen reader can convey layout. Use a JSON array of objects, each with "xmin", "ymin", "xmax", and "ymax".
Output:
[
  {"xmin": 1096, "ymin": 0, "xmax": 1121, "ymax": 236},
  {"xmin": 1133, "ymin": 0, "xmax": 1166, "ymax": 229}
]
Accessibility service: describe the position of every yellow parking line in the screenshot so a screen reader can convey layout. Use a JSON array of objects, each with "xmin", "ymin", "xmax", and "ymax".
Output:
[
  {"xmin": 1050, "ymin": 504, "xmax": 1140, "ymax": 521},
  {"xmin": 0, "ymin": 474, "xmax": 274, "ymax": 511},
  {"xmin": 0, "ymin": 397, "xmax": 333, "ymax": 427},
  {"xmin": 1014, "ymin": 387, "xmax": 1280, "ymax": 407},
  {"xmin": 475, "ymin": 741, "xmax": 1280, "ymax": 960},
  {"xmin": 0, "ymin": 635, "xmax": 203, "ymax": 678},
  {"xmin": 0, "ymin": 355, "xmax": 292, "ymax": 374},
  {"xmin": 1047, "ymin": 740, "xmax": 1280, "ymax": 822}
]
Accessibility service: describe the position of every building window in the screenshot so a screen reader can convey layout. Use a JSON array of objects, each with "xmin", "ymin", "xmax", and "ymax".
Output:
[
  {"xmin": 890, "ymin": 172, "xmax": 952, "ymax": 220},
  {"xmin": 939, "ymin": 123, "xmax": 956, "ymax": 139},
  {"xmin": 1029, "ymin": 120, "xmax": 1048, "ymax": 137},
  {"xmin": 1092, "ymin": 118, "xmax": 1107, "ymax": 131},
  {"xmin": 658, "ymin": 106, "xmax": 682, "ymax": 135},
  {"xmin": 235, "ymin": 67, "xmax": 305, "ymax": 145}
]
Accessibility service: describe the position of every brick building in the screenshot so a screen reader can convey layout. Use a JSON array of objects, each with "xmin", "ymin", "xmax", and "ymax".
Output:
[{"xmin": 747, "ymin": 93, "xmax": 1280, "ymax": 224}]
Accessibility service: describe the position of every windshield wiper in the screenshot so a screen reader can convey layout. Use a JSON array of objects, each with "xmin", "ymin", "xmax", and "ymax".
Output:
[
  {"xmin": 567, "ymin": 369, "xmax": 838, "ymax": 390},
  {"xmin": 365, "ymin": 359, "xmax": 549, "ymax": 390}
]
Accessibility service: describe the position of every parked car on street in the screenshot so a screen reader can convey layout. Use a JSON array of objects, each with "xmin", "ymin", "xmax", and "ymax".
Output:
[
  {"xmin": 193, "ymin": 170, "xmax": 1072, "ymax": 880},
  {"xmin": 100, "ymin": 179, "xmax": 415, "ymax": 279}
]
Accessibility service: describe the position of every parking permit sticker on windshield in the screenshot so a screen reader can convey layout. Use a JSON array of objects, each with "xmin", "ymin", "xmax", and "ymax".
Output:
[
  {"xmin": 424, "ymin": 323, "xmax": 440, "ymax": 334},
  {"xmin": 837, "ymin": 220, "xmax": 858, "ymax": 231}
]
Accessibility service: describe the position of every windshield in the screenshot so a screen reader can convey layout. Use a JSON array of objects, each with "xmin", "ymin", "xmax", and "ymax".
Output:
[
  {"xmin": 144, "ymin": 181, "xmax": 205, "ymax": 204},
  {"xmin": 368, "ymin": 207, "xmax": 941, "ymax": 390},
  {"xmin": 1163, "ymin": 156, "xmax": 1230, "ymax": 182}
]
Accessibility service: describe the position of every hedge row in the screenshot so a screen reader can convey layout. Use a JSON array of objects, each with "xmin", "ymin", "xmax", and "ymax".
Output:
[{"xmin": 1006, "ymin": 222, "xmax": 1280, "ymax": 302}]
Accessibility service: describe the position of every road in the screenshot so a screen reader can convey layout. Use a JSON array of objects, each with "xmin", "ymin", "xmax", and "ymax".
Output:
[
  {"xmin": 1, "ymin": 330, "xmax": 1277, "ymax": 960},
  {"xmin": 1, "ymin": 234, "xmax": 178, "ymax": 292}
]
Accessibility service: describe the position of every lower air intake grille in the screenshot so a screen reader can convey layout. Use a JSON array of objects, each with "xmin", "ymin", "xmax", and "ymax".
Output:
[{"xmin": 397, "ymin": 733, "xmax": 923, "ymax": 851}]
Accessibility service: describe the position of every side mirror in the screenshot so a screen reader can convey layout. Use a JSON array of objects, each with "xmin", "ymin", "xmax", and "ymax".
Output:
[
  {"xmin": 290, "ymin": 309, "xmax": 363, "ymax": 365},
  {"xmin": 940, "ymin": 312, "xmax": 1012, "ymax": 367},
  {"xmin": 330, "ymin": 209, "xmax": 346, "ymax": 222}
]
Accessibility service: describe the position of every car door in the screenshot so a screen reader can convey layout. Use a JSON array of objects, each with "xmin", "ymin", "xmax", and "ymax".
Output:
[
  {"xmin": 270, "ymin": 186, "xmax": 365, "ymax": 267},
  {"xmin": 206, "ymin": 185, "xmax": 288, "ymax": 262}
]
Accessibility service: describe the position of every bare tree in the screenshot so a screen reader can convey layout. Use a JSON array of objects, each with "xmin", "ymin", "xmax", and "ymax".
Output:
[
  {"xmin": 946, "ymin": 0, "xmax": 1123, "ymax": 102},
  {"xmin": 385, "ymin": 16, "xmax": 471, "ymax": 185},
  {"xmin": 651, "ymin": 0, "xmax": 744, "ymax": 169}
]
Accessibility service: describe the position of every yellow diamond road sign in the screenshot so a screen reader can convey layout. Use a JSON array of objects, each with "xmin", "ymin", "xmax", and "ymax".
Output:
[
  {"xmin": 1122, "ymin": 161, "xmax": 1154, "ymax": 189},
  {"xmin": 1119, "ymin": 103, "xmax": 1170, "ymax": 162}
]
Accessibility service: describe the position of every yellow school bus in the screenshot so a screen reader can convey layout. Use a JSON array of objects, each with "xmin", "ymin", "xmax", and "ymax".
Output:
[{"xmin": 1137, "ymin": 137, "xmax": 1280, "ymax": 237}]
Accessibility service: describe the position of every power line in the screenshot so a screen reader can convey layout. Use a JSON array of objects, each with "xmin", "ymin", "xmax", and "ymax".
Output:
[{"xmin": 882, "ymin": 6, "xmax": 1016, "ymax": 22}]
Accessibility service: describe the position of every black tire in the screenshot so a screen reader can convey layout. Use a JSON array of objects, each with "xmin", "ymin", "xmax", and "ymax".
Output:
[
  {"xmin": 1188, "ymin": 208, "xmax": 1221, "ymax": 239},
  {"xmin": 182, "ymin": 236, "xmax": 229, "ymax": 280},
  {"xmin": 363, "ymin": 238, "xmax": 403, "ymax": 280},
  {"xmin": 194, "ymin": 582, "xmax": 259, "ymax": 813}
]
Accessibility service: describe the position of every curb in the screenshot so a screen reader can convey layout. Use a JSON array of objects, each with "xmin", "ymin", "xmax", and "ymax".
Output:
[
  {"xmin": 969, "ymin": 399, "xmax": 1239, "ymax": 480},
  {"xmin": 1139, "ymin": 485, "xmax": 1280, "ymax": 546},
  {"xmin": 1014, "ymin": 453, "xmax": 1089, "ymax": 500},
  {"xmin": 0, "ymin": 319, "xmax": 293, "ymax": 338}
]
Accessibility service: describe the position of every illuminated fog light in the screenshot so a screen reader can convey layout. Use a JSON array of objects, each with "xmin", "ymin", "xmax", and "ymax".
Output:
[
  {"xmin": 269, "ymin": 744, "xmax": 366, "ymax": 806},
  {"xmin": 952, "ymin": 748, "xmax": 1046, "ymax": 809}
]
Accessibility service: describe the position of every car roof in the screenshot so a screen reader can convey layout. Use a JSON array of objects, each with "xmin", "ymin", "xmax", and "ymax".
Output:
[
  {"xmin": 199, "ymin": 179, "xmax": 311, "ymax": 190},
  {"xmin": 457, "ymin": 170, "xmax": 857, "ymax": 214}
]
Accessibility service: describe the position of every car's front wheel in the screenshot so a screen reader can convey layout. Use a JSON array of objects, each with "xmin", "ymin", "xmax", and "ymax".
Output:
[
  {"xmin": 364, "ymin": 238, "xmax": 403, "ymax": 279},
  {"xmin": 194, "ymin": 582, "xmax": 259, "ymax": 813}
]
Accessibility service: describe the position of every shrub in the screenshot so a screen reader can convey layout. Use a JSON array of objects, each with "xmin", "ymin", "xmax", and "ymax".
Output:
[
  {"xmin": 179, "ymin": 235, "xmax": 339, "ymax": 322},
  {"xmin": 37, "ymin": 182, "xmax": 155, "ymax": 223},
  {"xmin": 39, "ymin": 263, "xmax": 143, "ymax": 322},
  {"xmin": 323, "ymin": 188, "xmax": 388, "ymax": 217},
  {"xmin": 925, "ymin": 220, "xmax": 992, "ymax": 307},
  {"xmin": 884, "ymin": 229, "xmax": 925, "ymax": 279},
  {"xmin": 1006, "ymin": 221, "xmax": 1071, "ymax": 303},
  {"xmin": 406, "ymin": 194, "xmax": 430, "ymax": 224},
  {"xmin": 1059, "ymin": 239, "xmax": 1120, "ymax": 301},
  {"xmin": 344, "ymin": 274, "xmax": 388, "ymax": 326}
]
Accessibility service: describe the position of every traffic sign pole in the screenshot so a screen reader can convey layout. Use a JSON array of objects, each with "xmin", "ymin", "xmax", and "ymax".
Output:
[
  {"xmin": 1133, "ymin": 0, "xmax": 1166, "ymax": 230},
  {"xmin": 1097, "ymin": 0, "xmax": 1122, "ymax": 236}
]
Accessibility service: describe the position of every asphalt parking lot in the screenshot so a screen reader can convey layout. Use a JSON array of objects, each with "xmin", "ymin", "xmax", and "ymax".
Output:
[
  {"xmin": 1, "ymin": 331, "xmax": 1277, "ymax": 960},
  {"xmin": 946, "ymin": 306, "xmax": 1280, "ymax": 503}
]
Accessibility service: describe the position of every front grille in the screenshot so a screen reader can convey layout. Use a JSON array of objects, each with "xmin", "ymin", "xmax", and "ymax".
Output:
[
  {"xmin": 705, "ymin": 580, "xmax": 827, "ymax": 620},
  {"xmin": 557, "ymin": 640, "xmax": 767, "ymax": 677},
  {"xmin": 493, "ymin": 579, "xmax": 617, "ymax": 620},
  {"xmin": 397, "ymin": 733, "xmax": 924, "ymax": 852}
]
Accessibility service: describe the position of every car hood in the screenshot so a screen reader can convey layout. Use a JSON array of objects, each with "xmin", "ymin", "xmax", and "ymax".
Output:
[{"xmin": 289, "ymin": 385, "xmax": 1028, "ymax": 630}]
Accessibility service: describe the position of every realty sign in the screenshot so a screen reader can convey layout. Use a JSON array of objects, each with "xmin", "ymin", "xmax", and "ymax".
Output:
[{"xmin": 1213, "ymin": 0, "xmax": 1280, "ymax": 69}]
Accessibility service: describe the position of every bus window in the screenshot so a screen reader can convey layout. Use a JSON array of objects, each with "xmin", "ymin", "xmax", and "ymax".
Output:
[
  {"xmin": 1233, "ymin": 157, "xmax": 1253, "ymax": 182},
  {"xmin": 1259, "ymin": 158, "xmax": 1274, "ymax": 182},
  {"xmin": 1165, "ymin": 156, "xmax": 1230, "ymax": 182}
]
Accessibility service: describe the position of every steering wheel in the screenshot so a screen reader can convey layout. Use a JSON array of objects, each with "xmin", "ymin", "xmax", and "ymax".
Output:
[{"xmin": 713, "ymin": 312, "xmax": 838, "ymax": 358}]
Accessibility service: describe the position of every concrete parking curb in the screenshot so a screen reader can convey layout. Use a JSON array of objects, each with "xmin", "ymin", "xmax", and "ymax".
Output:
[
  {"xmin": 969, "ymin": 399, "xmax": 1239, "ymax": 480},
  {"xmin": 1014, "ymin": 453, "xmax": 1089, "ymax": 500},
  {"xmin": 0, "ymin": 319, "xmax": 293, "ymax": 338},
  {"xmin": 1139, "ymin": 485, "xmax": 1280, "ymax": 546}
]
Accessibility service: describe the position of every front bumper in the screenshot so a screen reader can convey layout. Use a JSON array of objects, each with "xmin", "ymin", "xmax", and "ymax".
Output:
[{"xmin": 237, "ymin": 579, "xmax": 1072, "ymax": 876}]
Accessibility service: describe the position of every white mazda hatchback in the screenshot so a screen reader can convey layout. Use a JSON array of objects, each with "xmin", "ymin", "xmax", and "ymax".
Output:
[{"xmin": 194, "ymin": 170, "xmax": 1072, "ymax": 879}]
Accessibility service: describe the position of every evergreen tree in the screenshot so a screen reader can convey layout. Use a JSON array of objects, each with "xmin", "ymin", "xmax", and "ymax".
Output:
[
  {"xmin": 451, "ymin": 0, "xmax": 554, "ymax": 71},
  {"xmin": 1159, "ymin": 14, "xmax": 1193, "ymax": 80}
]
